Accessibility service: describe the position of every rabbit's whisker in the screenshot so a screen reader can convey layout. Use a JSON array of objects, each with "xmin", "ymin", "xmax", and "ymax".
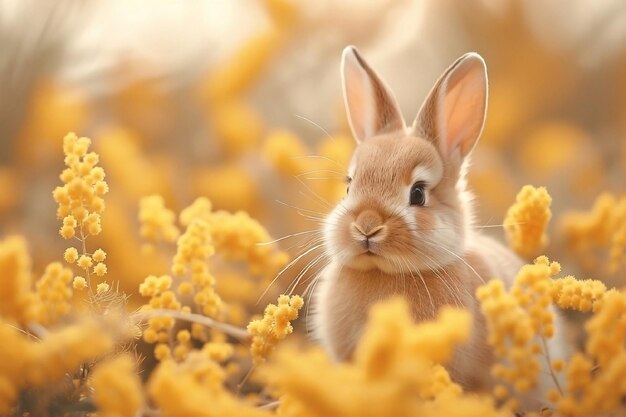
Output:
[
  {"xmin": 294, "ymin": 114, "xmax": 336, "ymax": 143},
  {"xmin": 257, "ymin": 242, "xmax": 325, "ymax": 304},
  {"xmin": 257, "ymin": 229, "xmax": 320, "ymax": 246}
]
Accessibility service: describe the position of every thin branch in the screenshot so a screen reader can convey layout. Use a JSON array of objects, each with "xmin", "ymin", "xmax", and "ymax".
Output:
[
  {"xmin": 257, "ymin": 400, "xmax": 280, "ymax": 411},
  {"xmin": 540, "ymin": 334, "xmax": 564, "ymax": 396},
  {"xmin": 133, "ymin": 309, "xmax": 250, "ymax": 341}
]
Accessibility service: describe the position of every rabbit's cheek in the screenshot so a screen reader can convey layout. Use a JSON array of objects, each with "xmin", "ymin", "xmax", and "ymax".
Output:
[
  {"xmin": 323, "ymin": 206, "xmax": 351, "ymax": 254},
  {"xmin": 412, "ymin": 206, "xmax": 436, "ymax": 231},
  {"xmin": 426, "ymin": 214, "xmax": 463, "ymax": 264}
]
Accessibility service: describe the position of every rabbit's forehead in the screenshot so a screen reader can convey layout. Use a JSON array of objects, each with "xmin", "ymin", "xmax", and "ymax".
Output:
[{"xmin": 349, "ymin": 135, "xmax": 443, "ymax": 187}]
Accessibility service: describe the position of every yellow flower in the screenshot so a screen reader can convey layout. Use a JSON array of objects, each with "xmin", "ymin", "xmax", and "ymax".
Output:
[
  {"xmin": 91, "ymin": 354, "xmax": 143, "ymax": 417},
  {"xmin": 172, "ymin": 210, "xmax": 221, "ymax": 318},
  {"xmin": 0, "ymin": 319, "xmax": 111, "ymax": 413},
  {"xmin": 72, "ymin": 276, "xmax": 87, "ymax": 290},
  {"xmin": 138, "ymin": 274, "xmax": 183, "ymax": 353},
  {"xmin": 97, "ymin": 282, "xmax": 110, "ymax": 294},
  {"xmin": 551, "ymin": 275, "xmax": 607, "ymax": 312},
  {"xmin": 139, "ymin": 195, "xmax": 180, "ymax": 245},
  {"xmin": 248, "ymin": 294, "xmax": 304, "ymax": 366},
  {"xmin": 77, "ymin": 254, "xmax": 93, "ymax": 270},
  {"xmin": 556, "ymin": 290, "xmax": 626, "ymax": 415},
  {"xmin": 179, "ymin": 197, "xmax": 212, "ymax": 227},
  {"xmin": 143, "ymin": 328, "xmax": 158, "ymax": 344},
  {"xmin": 477, "ymin": 257, "xmax": 563, "ymax": 406},
  {"xmin": 177, "ymin": 281, "xmax": 193, "ymax": 296},
  {"xmin": 33, "ymin": 262, "xmax": 73, "ymax": 325},
  {"xmin": 147, "ymin": 343, "xmax": 264, "ymax": 417},
  {"xmin": 139, "ymin": 274, "xmax": 172, "ymax": 298},
  {"xmin": 504, "ymin": 185, "xmax": 552, "ymax": 258},
  {"xmin": 54, "ymin": 133, "xmax": 107, "ymax": 238},
  {"xmin": 26, "ymin": 320, "xmax": 114, "ymax": 386},
  {"xmin": 0, "ymin": 236, "xmax": 36, "ymax": 323},
  {"xmin": 54, "ymin": 133, "xmax": 109, "ymax": 294},
  {"xmin": 93, "ymin": 262, "xmax": 107, "ymax": 277},
  {"xmin": 560, "ymin": 193, "xmax": 626, "ymax": 274},
  {"xmin": 154, "ymin": 344, "xmax": 171, "ymax": 361},
  {"xmin": 176, "ymin": 329, "xmax": 191, "ymax": 344},
  {"xmin": 93, "ymin": 248, "xmax": 107, "ymax": 262},
  {"xmin": 261, "ymin": 298, "xmax": 506, "ymax": 417},
  {"xmin": 59, "ymin": 224, "xmax": 75, "ymax": 239},
  {"xmin": 180, "ymin": 198, "xmax": 288, "ymax": 281},
  {"xmin": 64, "ymin": 247, "xmax": 79, "ymax": 263}
]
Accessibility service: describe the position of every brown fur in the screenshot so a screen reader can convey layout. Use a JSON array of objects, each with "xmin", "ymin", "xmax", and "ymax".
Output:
[
  {"xmin": 312, "ymin": 48, "xmax": 571, "ymax": 410},
  {"xmin": 313, "ymin": 47, "xmax": 548, "ymax": 395},
  {"xmin": 314, "ymin": 130, "xmax": 504, "ymax": 391}
]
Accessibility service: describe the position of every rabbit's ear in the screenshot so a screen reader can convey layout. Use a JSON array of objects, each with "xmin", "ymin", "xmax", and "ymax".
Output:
[
  {"xmin": 342, "ymin": 46, "xmax": 405, "ymax": 143},
  {"xmin": 412, "ymin": 53, "xmax": 487, "ymax": 159}
]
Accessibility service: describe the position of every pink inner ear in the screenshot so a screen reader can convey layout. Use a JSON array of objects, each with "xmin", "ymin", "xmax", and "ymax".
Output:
[
  {"xmin": 438, "ymin": 60, "xmax": 487, "ymax": 158},
  {"xmin": 342, "ymin": 47, "xmax": 405, "ymax": 143},
  {"xmin": 344, "ymin": 63, "xmax": 373, "ymax": 141}
]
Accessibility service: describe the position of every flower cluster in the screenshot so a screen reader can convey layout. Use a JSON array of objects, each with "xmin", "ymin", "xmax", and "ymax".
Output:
[
  {"xmin": 0, "ymin": 236, "xmax": 35, "ymax": 323},
  {"xmin": 91, "ymin": 354, "xmax": 143, "ymax": 417},
  {"xmin": 32, "ymin": 262, "xmax": 74, "ymax": 325},
  {"xmin": 547, "ymin": 289, "xmax": 626, "ymax": 416},
  {"xmin": 209, "ymin": 210, "xmax": 289, "ymax": 279},
  {"xmin": 139, "ymin": 274, "xmax": 178, "ymax": 355},
  {"xmin": 53, "ymin": 132, "xmax": 109, "ymax": 293},
  {"xmin": 261, "ymin": 298, "xmax": 508, "ymax": 417},
  {"xmin": 180, "ymin": 197, "xmax": 289, "ymax": 281},
  {"xmin": 551, "ymin": 275, "xmax": 608, "ymax": 312},
  {"xmin": 147, "ymin": 342, "xmax": 262, "ymax": 417},
  {"xmin": 173, "ymin": 216, "xmax": 221, "ymax": 318},
  {"xmin": 561, "ymin": 193, "xmax": 626, "ymax": 274},
  {"xmin": 248, "ymin": 294, "xmax": 304, "ymax": 366},
  {"xmin": 53, "ymin": 133, "xmax": 107, "ymax": 239},
  {"xmin": 137, "ymin": 195, "xmax": 292, "ymax": 368},
  {"xmin": 3, "ymin": 34, "xmax": 626, "ymax": 414},
  {"xmin": 477, "ymin": 257, "xmax": 563, "ymax": 412},
  {"xmin": 137, "ymin": 273, "xmax": 202, "ymax": 362},
  {"xmin": 476, "ymin": 251, "xmax": 626, "ymax": 416},
  {"xmin": 138, "ymin": 195, "xmax": 180, "ymax": 251},
  {"xmin": 504, "ymin": 185, "xmax": 552, "ymax": 258},
  {"xmin": 0, "ymin": 319, "xmax": 113, "ymax": 414}
]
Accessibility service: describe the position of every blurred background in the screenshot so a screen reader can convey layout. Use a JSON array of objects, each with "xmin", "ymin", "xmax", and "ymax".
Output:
[{"xmin": 0, "ymin": 0, "xmax": 624, "ymax": 303}]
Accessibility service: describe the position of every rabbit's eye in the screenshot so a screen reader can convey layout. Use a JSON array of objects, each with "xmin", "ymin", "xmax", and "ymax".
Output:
[{"xmin": 410, "ymin": 182, "xmax": 426, "ymax": 206}]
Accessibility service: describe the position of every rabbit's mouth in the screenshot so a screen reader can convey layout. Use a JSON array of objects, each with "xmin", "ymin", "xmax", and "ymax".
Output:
[
  {"xmin": 343, "ymin": 249, "xmax": 399, "ymax": 274},
  {"xmin": 359, "ymin": 241, "xmax": 381, "ymax": 257}
]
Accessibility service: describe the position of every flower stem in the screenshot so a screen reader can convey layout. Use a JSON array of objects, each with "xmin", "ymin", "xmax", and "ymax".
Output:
[
  {"xmin": 540, "ymin": 334, "xmax": 564, "ymax": 396},
  {"xmin": 134, "ymin": 309, "xmax": 250, "ymax": 341}
]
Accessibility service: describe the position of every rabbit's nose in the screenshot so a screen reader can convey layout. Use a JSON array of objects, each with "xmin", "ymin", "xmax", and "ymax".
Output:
[{"xmin": 352, "ymin": 210, "xmax": 386, "ymax": 239}]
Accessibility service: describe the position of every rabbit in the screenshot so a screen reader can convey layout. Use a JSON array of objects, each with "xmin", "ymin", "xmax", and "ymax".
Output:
[{"xmin": 312, "ymin": 46, "xmax": 569, "ymax": 404}]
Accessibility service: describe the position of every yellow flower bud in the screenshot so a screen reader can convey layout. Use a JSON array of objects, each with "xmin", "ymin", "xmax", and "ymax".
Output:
[
  {"xmin": 77, "ymin": 255, "xmax": 93, "ymax": 270},
  {"xmin": 72, "ymin": 276, "xmax": 88, "ymax": 290},
  {"xmin": 93, "ymin": 262, "xmax": 107, "ymax": 277},
  {"xmin": 92, "ymin": 248, "xmax": 107, "ymax": 262},
  {"xmin": 64, "ymin": 247, "xmax": 79, "ymax": 263},
  {"xmin": 60, "ymin": 225, "xmax": 75, "ymax": 239},
  {"xmin": 96, "ymin": 282, "xmax": 110, "ymax": 294}
]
